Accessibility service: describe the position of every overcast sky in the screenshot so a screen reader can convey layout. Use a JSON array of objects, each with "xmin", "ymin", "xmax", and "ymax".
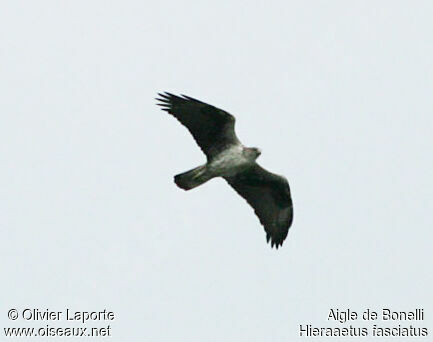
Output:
[{"xmin": 1, "ymin": 1, "xmax": 432, "ymax": 341}]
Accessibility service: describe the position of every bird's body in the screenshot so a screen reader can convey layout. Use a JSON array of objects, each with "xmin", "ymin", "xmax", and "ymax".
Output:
[
  {"xmin": 174, "ymin": 145, "xmax": 259, "ymax": 190},
  {"xmin": 208, "ymin": 145, "xmax": 259, "ymax": 177},
  {"xmin": 156, "ymin": 92, "xmax": 293, "ymax": 248}
]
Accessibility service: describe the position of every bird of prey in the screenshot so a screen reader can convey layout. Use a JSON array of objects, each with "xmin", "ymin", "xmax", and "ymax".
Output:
[{"xmin": 156, "ymin": 92, "xmax": 293, "ymax": 248}]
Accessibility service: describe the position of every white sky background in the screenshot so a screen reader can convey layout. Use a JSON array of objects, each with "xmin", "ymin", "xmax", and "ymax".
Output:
[{"xmin": 1, "ymin": 1, "xmax": 432, "ymax": 341}]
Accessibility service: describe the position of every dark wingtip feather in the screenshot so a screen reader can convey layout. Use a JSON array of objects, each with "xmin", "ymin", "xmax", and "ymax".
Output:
[
  {"xmin": 164, "ymin": 92, "xmax": 182, "ymax": 101},
  {"xmin": 156, "ymin": 92, "xmax": 174, "ymax": 111},
  {"xmin": 181, "ymin": 94, "xmax": 202, "ymax": 103},
  {"xmin": 156, "ymin": 92, "xmax": 190, "ymax": 105},
  {"xmin": 157, "ymin": 92, "xmax": 171, "ymax": 99},
  {"xmin": 267, "ymin": 235, "xmax": 284, "ymax": 249}
]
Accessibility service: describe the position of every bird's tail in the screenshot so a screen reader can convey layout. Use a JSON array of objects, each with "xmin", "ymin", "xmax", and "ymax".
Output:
[{"xmin": 174, "ymin": 165, "xmax": 212, "ymax": 190}]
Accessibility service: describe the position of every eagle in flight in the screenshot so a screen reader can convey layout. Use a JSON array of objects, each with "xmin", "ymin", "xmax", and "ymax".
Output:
[{"xmin": 156, "ymin": 92, "xmax": 293, "ymax": 248}]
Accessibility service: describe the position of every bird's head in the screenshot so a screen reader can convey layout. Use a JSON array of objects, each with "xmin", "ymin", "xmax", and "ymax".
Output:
[{"xmin": 244, "ymin": 147, "xmax": 262, "ymax": 160}]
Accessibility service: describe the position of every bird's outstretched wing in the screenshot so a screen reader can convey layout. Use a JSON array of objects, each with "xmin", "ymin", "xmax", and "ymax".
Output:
[
  {"xmin": 225, "ymin": 164, "xmax": 293, "ymax": 248},
  {"xmin": 156, "ymin": 92, "xmax": 240, "ymax": 159}
]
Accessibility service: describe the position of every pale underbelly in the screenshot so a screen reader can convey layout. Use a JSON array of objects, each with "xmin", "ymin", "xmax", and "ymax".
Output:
[{"xmin": 208, "ymin": 149, "xmax": 251, "ymax": 177}]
